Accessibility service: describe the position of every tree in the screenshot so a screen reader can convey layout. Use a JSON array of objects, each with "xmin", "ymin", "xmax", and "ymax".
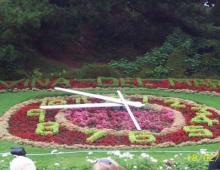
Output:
[
  {"xmin": 0, "ymin": 0, "xmax": 57, "ymax": 79},
  {"xmin": 1, "ymin": 0, "xmax": 220, "ymax": 79}
]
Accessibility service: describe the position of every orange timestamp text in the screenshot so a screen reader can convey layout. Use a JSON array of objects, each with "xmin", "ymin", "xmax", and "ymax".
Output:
[{"xmin": 187, "ymin": 153, "xmax": 219, "ymax": 162}]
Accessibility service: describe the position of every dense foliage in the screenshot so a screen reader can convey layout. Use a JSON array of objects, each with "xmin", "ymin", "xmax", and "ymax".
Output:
[{"xmin": 1, "ymin": 0, "xmax": 220, "ymax": 80}]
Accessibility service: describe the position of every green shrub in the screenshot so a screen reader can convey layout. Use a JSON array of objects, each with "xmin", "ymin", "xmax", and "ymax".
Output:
[
  {"xmin": 44, "ymin": 69, "xmax": 84, "ymax": 79},
  {"xmin": 199, "ymin": 53, "xmax": 220, "ymax": 76},
  {"xmin": 184, "ymin": 54, "xmax": 202, "ymax": 75},
  {"xmin": 149, "ymin": 66, "xmax": 173, "ymax": 78},
  {"xmin": 109, "ymin": 58, "xmax": 138, "ymax": 77},
  {"xmin": 133, "ymin": 64, "xmax": 155, "ymax": 78},
  {"xmin": 165, "ymin": 50, "xmax": 188, "ymax": 78},
  {"xmin": 109, "ymin": 28, "xmax": 193, "ymax": 78},
  {"xmin": 60, "ymin": 68, "xmax": 121, "ymax": 80}
]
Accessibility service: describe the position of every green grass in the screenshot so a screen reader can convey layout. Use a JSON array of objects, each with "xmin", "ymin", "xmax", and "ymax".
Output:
[{"xmin": 0, "ymin": 89, "xmax": 220, "ymax": 169}]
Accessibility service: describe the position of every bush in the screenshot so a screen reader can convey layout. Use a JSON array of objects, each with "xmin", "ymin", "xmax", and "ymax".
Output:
[
  {"xmin": 165, "ymin": 50, "xmax": 188, "ymax": 78},
  {"xmin": 44, "ymin": 69, "xmax": 84, "ymax": 79},
  {"xmin": 109, "ymin": 28, "xmax": 194, "ymax": 78},
  {"xmin": 41, "ymin": 64, "xmax": 122, "ymax": 79},
  {"xmin": 149, "ymin": 66, "xmax": 173, "ymax": 78},
  {"xmin": 184, "ymin": 54, "xmax": 202, "ymax": 75},
  {"xmin": 134, "ymin": 65, "xmax": 155, "ymax": 78},
  {"xmin": 109, "ymin": 58, "xmax": 139, "ymax": 77}
]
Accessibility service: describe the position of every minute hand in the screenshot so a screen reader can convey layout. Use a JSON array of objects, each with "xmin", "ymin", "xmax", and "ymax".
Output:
[{"xmin": 54, "ymin": 87, "xmax": 145, "ymax": 108}]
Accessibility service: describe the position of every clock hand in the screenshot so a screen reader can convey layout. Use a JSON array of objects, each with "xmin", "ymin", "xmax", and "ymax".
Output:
[
  {"xmin": 40, "ymin": 103, "xmax": 124, "ymax": 109},
  {"xmin": 54, "ymin": 87, "xmax": 145, "ymax": 108},
  {"xmin": 117, "ymin": 90, "xmax": 141, "ymax": 131}
]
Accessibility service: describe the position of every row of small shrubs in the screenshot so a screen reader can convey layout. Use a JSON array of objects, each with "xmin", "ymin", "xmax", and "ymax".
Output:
[
  {"xmin": 18, "ymin": 62, "xmax": 220, "ymax": 80},
  {"xmin": 42, "ymin": 64, "xmax": 122, "ymax": 79},
  {"xmin": 43, "ymin": 63, "xmax": 220, "ymax": 80}
]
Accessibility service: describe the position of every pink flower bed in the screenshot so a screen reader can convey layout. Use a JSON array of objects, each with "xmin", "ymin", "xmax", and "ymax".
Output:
[{"xmin": 65, "ymin": 107, "xmax": 174, "ymax": 132}]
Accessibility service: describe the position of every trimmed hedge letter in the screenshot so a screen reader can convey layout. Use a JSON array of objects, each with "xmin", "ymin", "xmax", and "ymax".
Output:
[
  {"xmin": 191, "ymin": 107, "xmax": 212, "ymax": 116},
  {"xmin": 120, "ymin": 78, "xmax": 135, "ymax": 87},
  {"xmin": 27, "ymin": 109, "xmax": 45, "ymax": 123},
  {"xmin": 36, "ymin": 121, "xmax": 60, "ymax": 136},
  {"xmin": 0, "ymin": 79, "xmax": 25, "ymax": 89},
  {"xmin": 31, "ymin": 78, "xmax": 50, "ymax": 87},
  {"xmin": 183, "ymin": 126, "xmax": 213, "ymax": 137},
  {"xmin": 142, "ymin": 96, "xmax": 148, "ymax": 104},
  {"xmin": 206, "ymin": 79, "xmax": 220, "ymax": 89},
  {"xmin": 193, "ymin": 79, "xmax": 209, "ymax": 87},
  {"xmin": 164, "ymin": 99, "xmax": 186, "ymax": 109},
  {"xmin": 191, "ymin": 114, "xmax": 218, "ymax": 126},
  {"xmin": 136, "ymin": 77, "xmax": 144, "ymax": 87},
  {"xmin": 168, "ymin": 78, "xmax": 192, "ymax": 87},
  {"xmin": 129, "ymin": 131, "xmax": 156, "ymax": 144},
  {"xmin": 51, "ymin": 78, "xmax": 71, "ymax": 87},
  {"xmin": 48, "ymin": 99, "xmax": 67, "ymax": 105},
  {"xmin": 85, "ymin": 129, "xmax": 107, "ymax": 142},
  {"xmin": 75, "ymin": 97, "xmax": 88, "ymax": 104},
  {"xmin": 97, "ymin": 77, "xmax": 118, "ymax": 87},
  {"xmin": 190, "ymin": 107, "xmax": 219, "ymax": 126}
]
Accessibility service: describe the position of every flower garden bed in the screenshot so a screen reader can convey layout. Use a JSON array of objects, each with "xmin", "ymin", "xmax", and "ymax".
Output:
[
  {"xmin": 0, "ymin": 77, "xmax": 220, "ymax": 149},
  {"xmin": 1, "ymin": 94, "xmax": 220, "ymax": 149},
  {"xmin": 0, "ymin": 77, "xmax": 220, "ymax": 93}
]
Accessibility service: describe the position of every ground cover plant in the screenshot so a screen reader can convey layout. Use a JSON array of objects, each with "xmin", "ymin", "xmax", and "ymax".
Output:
[{"xmin": 0, "ymin": 79, "xmax": 220, "ymax": 169}]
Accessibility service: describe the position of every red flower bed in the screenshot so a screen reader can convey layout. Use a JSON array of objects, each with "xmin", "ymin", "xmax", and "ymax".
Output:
[
  {"xmin": 8, "ymin": 98, "xmax": 220, "ymax": 147},
  {"xmin": 1, "ymin": 78, "xmax": 220, "ymax": 93}
]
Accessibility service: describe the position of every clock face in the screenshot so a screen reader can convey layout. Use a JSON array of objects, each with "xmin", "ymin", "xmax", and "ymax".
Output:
[{"xmin": 3, "ymin": 95, "xmax": 220, "ymax": 149}]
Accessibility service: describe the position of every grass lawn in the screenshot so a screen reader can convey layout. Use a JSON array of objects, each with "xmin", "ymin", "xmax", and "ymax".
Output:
[{"xmin": 0, "ymin": 88, "xmax": 220, "ymax": 169}]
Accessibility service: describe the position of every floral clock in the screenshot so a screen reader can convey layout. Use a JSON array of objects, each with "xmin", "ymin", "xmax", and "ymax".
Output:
[{"xmin": 1, "ymin": 94, "xmax": 220, "ymax": 149}]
